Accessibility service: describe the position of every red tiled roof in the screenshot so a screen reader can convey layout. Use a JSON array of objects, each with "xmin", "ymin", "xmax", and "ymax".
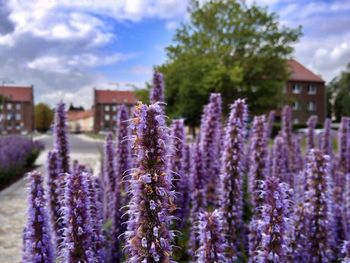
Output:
[
  {"xmin": 0, "ymin": 86, "xmax": 33, "ymax": 102},
  {"xmin": 67, "ymin": 110, "xmax": 93, "ymax": 121},
  {"xmin": 95, "ymin": 89, "xmax": 138, "ymax": 104},
  {"xmin": 287, "ymin": 59, "xmax": 324, "ymax": 82}
]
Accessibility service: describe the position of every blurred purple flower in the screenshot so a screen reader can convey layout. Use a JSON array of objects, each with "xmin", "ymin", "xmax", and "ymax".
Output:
[{"xmin": 23, "ymin": 171, "xmax": 54, "ymax": 263}]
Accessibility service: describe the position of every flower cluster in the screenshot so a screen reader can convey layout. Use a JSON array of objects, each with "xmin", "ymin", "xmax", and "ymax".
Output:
[
  {"xmin": 219, "ymin": 99, "xmax": 247, "ymax": 259},
  {"xmin": 306, "ymin": 115, "xmax": 318, "ymax": 151},
  {"xmin": 54, "ymin": 102, "xmax": 70, "ymax": 174},
  {"xmin": 23, "ymin": 171, "xmax": 54, "ymax": 263},
  {"xmin": 196, "ymin": 210, "xmax": 228, "ymax": 263},
  {"xmin": 126, "ymin": 102, "xmax": 175, "ymax": 262},
  {"xmin": 150, "ymin": 71, "xmax": 165, "ymax": 104},
  {"xmin": 199, "ymin": 93, "xmax": 222, "ymax": 204}
]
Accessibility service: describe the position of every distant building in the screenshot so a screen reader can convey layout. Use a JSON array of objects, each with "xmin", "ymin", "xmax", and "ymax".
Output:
[
  {"xmin": 93, "ymin": 89, "xmax": 138, "ymax": 133},
  {"xmin": 67, "ymin": 110, "xmax": 93, "ymax": 133},
  {"xmin": 285, "ymin": 59, "xmax": 326, "ymax": 124},
  {"xmin": 0, "ymin": 86, "xmax": 34, "ymax": 135}
]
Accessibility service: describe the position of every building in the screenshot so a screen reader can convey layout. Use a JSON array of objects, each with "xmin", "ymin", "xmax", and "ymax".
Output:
[
  {"xmin": 286, "ymin": 59, "xmax": 326, "ymax": 124},
  {"xmin": 0, "ymin": 86, "xmax": 34, "ymax": 135},
  {"xmin": 67, "ymin": 110, "xmax": 93, "ymax": 133},
  {"xmin": 93, "ymin": 89, "xmax": 138, "ymax": 133}
]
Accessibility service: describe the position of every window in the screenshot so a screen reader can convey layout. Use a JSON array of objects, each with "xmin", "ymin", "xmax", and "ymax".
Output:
[
  {"xmin": 105, "ymin": 114, "xmax": 110, "ymax": 121},
  {"xmin": 16, "ymin": 103, "xmax": 21, "ymax": 110},
  {"xmin": 307, "ymin": 85, "xmax": 316, "ymax": 94},
  {"xmin": 7, "ymin": 103, "xmax": 12, "ymax": 110},
  {"xmin": 112, "ymin": 105, "xmax": 117, "ymax": 111},
  {"xmin": 104, "ymin": 105, "xmax": 110, "ymax": 111},
  {"xmin": 292, "ymin": 84, "xmax": 302, "ymax": 94},
  {"xmin": 292, "ymin": 101, "xmax": 300, "ymax": 110},
  {"xmin": 308, "ymin": 101, "xmax": 316, "ymax": 112},
  {"xmin": 16, "ymin": 113, "xmax": 21, "ymax": 121},
  {"xmin": 16, "ymin": 125, "xmax": 21, "ymax": 130}
]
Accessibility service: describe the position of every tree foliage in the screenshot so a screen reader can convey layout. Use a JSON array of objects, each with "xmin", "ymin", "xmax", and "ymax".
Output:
[
  {"xmin": 158, "ymin": 0, "xmax": 302, "ymax": 127},
  {"xmin": 328, "ymin": 63, "xmax": 350, "ymax": 121},
  {"xmin": 35, "ymin": 103, "xmax": 54, "ymax": 132}
]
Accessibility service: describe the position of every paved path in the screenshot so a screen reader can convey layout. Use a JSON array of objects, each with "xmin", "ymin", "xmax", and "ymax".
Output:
[{"xmin": 0, "ymin": 134, "xmax": 103, "ymax": 263}]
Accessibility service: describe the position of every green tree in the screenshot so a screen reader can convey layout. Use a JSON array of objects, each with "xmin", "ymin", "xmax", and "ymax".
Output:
[
  {"xmin": 328, "ymin": 63, "xmax": 350, "ymax": 121},
  {"xmin": 34, "ymin": 103, "xmax": 54, "ymax": 133},
  {"xmin": 158, "ymin": 0, "xmax": 302, "ymax": 128}
]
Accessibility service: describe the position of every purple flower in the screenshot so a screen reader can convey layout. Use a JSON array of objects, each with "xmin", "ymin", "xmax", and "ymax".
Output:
[
  {"xmin": 342, "ymin": 241, "xmax": 350, "ymax": 262},
  {"xmin": 87, "ymin": 174, "xmax": 105, "ymax": 262},
  {"xmin": 304, "ymin": 149, "xmax": 335, "ymax": 262},
  {"xmin": 306, "ymin": 115, "xmax": 318, "ymax": 151},
  {"xmin": 103, "ymin": 133, "xmax": 117, "ymax": 221},
  {"xmin": 115, "ymin": 104, "xmax": 132, "ymax": 200},
  {"xmin": 168, "ymin": 119, "xmax": 188, "ymax": 227},
  {"xmin": 54, "ymin": 102, "xmax": 70, "ymax": 174},
  {"xmin": 219, "ymin": 99, "xmax": 247, "ymax": 259},
  {"xmin": 150, "ymin": 71, "xmax": 165, "ymax": 104},
  {"xmin": 200, "ymin": 93, "xmax": 222, "ymax": 205},
  {"xmin": 321, "ymin": 118, "xmax": 333, "ymax": 157},
  {"xmin": 46, "ymin": 151, "xmax": 65, "ymax": 249},
  {"xmin": 265, "ymin": 110, "xmax": 275, "ymax": 139},
  {"xmin": 196, "ymin": 210, "xmax": 228, "ymax": 263},
  {"xmin": 255, "ymin": 177, "xmax": 291, "ymax": 263},
  {"xmin": 125, "ymin": 102, "xmax": 175, "ymax": 262},
  {"xmin": 23, "ymin": 171, "xmax": 54, "ymax": 263},
  {"xmin": 189, "ymin": 142, "xmax": 207, "ymax": 255},
  {"xmin": 281, "ymin": 105, "xmax": 296, "ymax": 173},
  {"xmin": 248, "ymin": 115, "xmax": 268, "ymax": 259},
  {"xmin": 249, "ymin": 115, "xmax": 268, "ymax": 209},
  {"xmin": 271, "ymin": 135, "xmax": 288, "ymax": 183},
  {"xmin": 62, "ymin": 168, "xmax": 94, "ymax": 262}
]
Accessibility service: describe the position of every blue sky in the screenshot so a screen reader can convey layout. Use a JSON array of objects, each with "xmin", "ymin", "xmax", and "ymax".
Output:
[{"xmin": 0, "ymin": 0, "xmax": 349, "ymax": 108}]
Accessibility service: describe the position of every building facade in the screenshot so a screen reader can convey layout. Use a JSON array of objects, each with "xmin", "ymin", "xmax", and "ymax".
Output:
[
  {"xmin": 67, "ymin": 110, "xmax": 93, "ymax": 133},
  {"xmin": 93, "ymin": 89, "xmax": 138, "ymax": 133},
  {"xmin": 0, "ymin": 86, "xmax": 34, "ymax": 135},
  {"xmin": 286, "ymin": 59, "xmax": 326, "ymax": 124}
]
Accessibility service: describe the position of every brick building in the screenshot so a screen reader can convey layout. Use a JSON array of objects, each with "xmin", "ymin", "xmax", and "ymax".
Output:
[
  {"xmin": 0, "ymin": 86, "xmax": 34, "ymax": 134},
  {"xmin": 286, "ymin": 59, "xmax": 326, "ymax": 124},
  {"xmin": 93, "ymin": 89, "xmax": 138, "ymax": 133},
  {"xmin": 67, "ymin": 110, "xmax": 93, "ymax": 133}
]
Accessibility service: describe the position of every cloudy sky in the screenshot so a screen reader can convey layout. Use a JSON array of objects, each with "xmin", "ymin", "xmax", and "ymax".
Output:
[{"xmin": 0, "ymin": 0, "xmax": 349, "ymax": 108}]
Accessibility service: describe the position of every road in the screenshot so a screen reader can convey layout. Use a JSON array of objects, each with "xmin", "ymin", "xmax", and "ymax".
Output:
[{"xmin": 0, "ymin": 134, "xmax": 104, "ymax": 263}]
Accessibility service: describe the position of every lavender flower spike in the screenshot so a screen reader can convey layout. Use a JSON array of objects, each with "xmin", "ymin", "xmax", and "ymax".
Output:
[
  {"xmin": 306, "ymin": 115, "xmax": 318, "ymax": 151},
  {"xmin": 54, "ymin": 102, "xmax": 70, "ymax": 174},
  {"xmin": 305, "ymin": 149, "xmax": 335, "ymax": 262},
  {"xmin": 126, "ymin": 102, "xmax": 175, "ymax": 262},
  {"xmin": 281, "ymin": 105, "xmax": 295, "ymax": 173},
  {"xmin": 103, "ymin": 133, "xmax": 117, "ymax": 221},
  {"xmin": 115, "ymin": 104, "xmax": 131, "ymax": 199},
  {"xmin": 168, "ymin": 119, "xmax": 187, "ymax": 225},
  {"xmin": 189, "ymin": 143, "xmax": 207, "ymax": 256},
  {"xmin": 321, "ymin": 118, "xmax": 333, "ymax": 156},
  {"xmin": 256, "ymin": 177, "xmax": 291, "ymax": 263},
  {"xmin": 196, "ymin": 210, "xmax": 228, "ymax": 263},
  {"xmin": 265, "ymin": 110, "xmax": 275, "ymax": 139},
  {"xmin": 248, "ymin": 115, "xmax": 268, "ymax": 260},
  {"xmin": 271, "ymin": 135, "xmax": 288, "ymax": 183},
  {"xmin": 248, "ymin": 115, "xmax": 268, "ymax": 209},
  {"xmin": 46, "ymin": 151, "xmax": 64, "ymax": 248},
  {"xmin": 150, "ymin": 71, "xmax": 165, "ymax": 104},
  {"xmin": 219, "ymin": 99, "xmax": 247, "ymax": 259},
  {"xmin": 23, "ymin": 171, "xmax": 54, "ymax": 263},
  {"xmin": 200, "ymin": 93, "xmax": 222, "ymax": 205},
  {"xmin": 62, "ymin": 168, "xmax": 94, "ymax": 262}
]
